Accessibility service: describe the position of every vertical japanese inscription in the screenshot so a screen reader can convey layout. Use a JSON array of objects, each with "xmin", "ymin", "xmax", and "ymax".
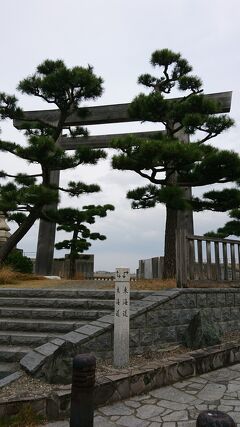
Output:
[{"xmin": 114, "ymin": 267, "xmax": 130, "ymax": 368}]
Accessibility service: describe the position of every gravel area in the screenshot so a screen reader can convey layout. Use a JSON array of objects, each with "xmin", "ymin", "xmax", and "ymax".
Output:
[{"xmin": 0, "ymin": 344, "xmax": 187, "ymax": 401}]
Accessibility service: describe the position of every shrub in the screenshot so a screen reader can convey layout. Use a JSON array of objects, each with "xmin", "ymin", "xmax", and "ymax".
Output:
[
  {"xmin": 0, "ymin": 266, "xmax": 18, "ymax": 284},
  {"xmin": 5, "ymin": 250, "xmax": 33, "ymax": 274},
  {"xmin": 0, "ymin": 403, "xmax": 45, "ymax": 426}
]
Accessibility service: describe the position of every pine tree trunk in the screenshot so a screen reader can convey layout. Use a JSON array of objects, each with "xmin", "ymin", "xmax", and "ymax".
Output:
[
  {"xmin": 68, "ymin": 229, "xmax": 78, "ymax": 279},
  {"xmin": 162, "ymin": 206, "xmax": 177, "ymax": 279},
  {"xmin": 69, "ymin": 254, "xmax": 76, "ymax": 280},
  {"xmin": 0, "ymin": 208, "xmax": 41, "ymax": 265},
  {"xmin": 162, "ymin": 189, "xmax": 194, "ymax": 279}
]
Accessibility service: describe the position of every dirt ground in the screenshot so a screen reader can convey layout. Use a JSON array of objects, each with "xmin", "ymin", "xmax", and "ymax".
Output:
[{"xmin": 0, "ymin": 278, "xmax": 177, "ymax": 290}]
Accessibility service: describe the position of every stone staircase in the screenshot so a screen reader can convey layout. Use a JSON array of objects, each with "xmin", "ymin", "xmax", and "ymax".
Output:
[{"xmin": 0, "ymin": 288, "xmax": 147, "ymax": 380}]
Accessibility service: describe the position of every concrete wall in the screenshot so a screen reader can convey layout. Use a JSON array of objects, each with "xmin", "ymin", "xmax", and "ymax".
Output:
[
  {"xmin": 137, "ymin": 257, "xmax": 164, "ymax": 279},
  {"xmin": 33, "ymin": 254, "xmax": 94, "ymax": 278}
]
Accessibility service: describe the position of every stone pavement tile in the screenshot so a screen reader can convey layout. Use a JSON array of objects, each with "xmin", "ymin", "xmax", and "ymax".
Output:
[
  {"xmin": 150, "ymin": 386, "xmax": 196, "ymax": 403},
  {"xmin": 132, "ymin": 394, "xmax": 151, "ymax": 401},
  {"xmin": 230, "ymin": 380, "xmax": 240, "ymax": 385},
  {"xmin": 156, "ymin": 400, "xmax": 189, "ymax": 411},
  {"xmin": 218, "ymin": 405, "xmax": 234, "ymax": 412},
  {"xmin": 162, "ymin": 423, "xmax": 176, "ymax": 427},
  {"xmin": 227, "ymin": 382, "xmax": 240, "ymax": 392},
  {"xmin": 229, "ymin": 364, "xmax": 240, "ymax": 371},
  {"xmin": 124, "ymin": 400, "xmax": 141, "ymax": 408},
  {"xmin": 136, "ymin": 404, "xmax": 166, "ymax": 419},
  {"xmin": 111, "ymin": 415, "xmax": 121, "ymax": 421},
  {"xmin": 197, "ymin": 382, "xmax": 226, "ymax": 401},
  {"xmin": 194, "ymin": 404, "xmax": 208, "ymax": 411},
  {"xmin": 94, "ymin": 415, "xmax": 117, "ymax": 426},
  {"xmin": 193, "ymin": 378, "xmax": 208, "ymax": 384},
  {"xmin": 162, "ymin": 410, "xmax": 173, "ymax": 416},
  {"xmin": 177, "ymin": 422, "xmax": 196, "ymax": 427},
  {"xmin": 184, "ymin": 382, "xmax": 205, "ymax": 391},
  {"xmin": 99, "ymin": 401, "xmax": 134, "ymax": 416},
  {"xmin": 208, "ymin": 405, "xmax": 217, "ymax": 410},
  {"xmin": 226, "ymin": 413, "xmax": 240, "ymax": 424},
  {"xmin": 220, "ymin": 399, "xmax": 240, "ymax": 406},
  {"xmin": 149, "ymin": 423, "xmax": 162, "ymax": 427},
  {"xmin": 223, "ymin": 396, "xmax": 238, "ymax": 400},
  {"xmin": 190, "ymin": 399, "xmax": 205, "ymax": 406},
  {"xmin": 225, "ymin": 391, "xmax": 238, "ymax": 398},
  {"xmin": 200, "ymin": 368, "xmax": 240, "ymax": 383},
  {"xmin": 162, "ymin": 411, "xmax": 188, "ymax": 422},
  {"xmin": 117, "ymin": 415, "xmax": 150, "ymax": 427},
  {"xmin": 150, "ymin": 416, "xmax": 163, "ymax": 422},
  {"xmin": 174, "ymin": 380, "xmax": 195, "ymax": 389},
  {"xmin": 188, "ymin": 407, "xmax": 200, "ymax": 419},
  {"xmin": 141, "ymin": 398, "xmax": 158, "ymax": 404}
]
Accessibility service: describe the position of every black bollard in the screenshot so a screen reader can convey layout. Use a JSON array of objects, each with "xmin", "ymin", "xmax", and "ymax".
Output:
[
  {"xmin": 197, "ymin": 410, "xmax": 236, "ymax": 427},
  {"xmin": 70, "ymin": 354, "xmax": 96, "ymax": 427}
]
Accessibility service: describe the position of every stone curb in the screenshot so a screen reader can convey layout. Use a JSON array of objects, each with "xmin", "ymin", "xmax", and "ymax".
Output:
[
  {"xmin": 0, "ymin": 370, "xmax": 23, "ymax": 389},
  {"xmin": 2, "ymin": 340, "xmax": 240, "ymax": 421}
]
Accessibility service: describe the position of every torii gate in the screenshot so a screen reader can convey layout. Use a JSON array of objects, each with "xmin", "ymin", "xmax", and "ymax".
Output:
[{"xmin": 14, "ymin": 91, "xmax": 232, "ymax": 275}]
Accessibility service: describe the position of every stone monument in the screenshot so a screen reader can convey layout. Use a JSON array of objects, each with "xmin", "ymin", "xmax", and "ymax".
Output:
[
  {"xmin": 114, "ymin": 267, "xmax": 130, "ymax": 368},
  {"xmin": 0, "ymin": 212, "xmax": 10, "ymax": 248}
]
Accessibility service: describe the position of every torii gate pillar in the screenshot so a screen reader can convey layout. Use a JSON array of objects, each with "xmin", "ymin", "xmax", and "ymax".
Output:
[{"xmin": 35, "ymin": 170, "xmax": 60, "ymax": 275}]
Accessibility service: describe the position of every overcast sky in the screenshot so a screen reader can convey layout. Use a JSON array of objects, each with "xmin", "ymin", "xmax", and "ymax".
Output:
[{"xmin": 1, "ymin": 0, "xmax": 240, "ymax": 272}]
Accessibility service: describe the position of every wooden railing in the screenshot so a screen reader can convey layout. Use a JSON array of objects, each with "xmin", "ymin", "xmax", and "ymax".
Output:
[{"xmin": 176, "ymin": 230, "xmax": 240, "ymax": 287}]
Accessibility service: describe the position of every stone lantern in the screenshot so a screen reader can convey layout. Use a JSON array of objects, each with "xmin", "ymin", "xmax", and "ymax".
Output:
[{"xmin": 0, "ymin": 212, "xmax": 10, "ymax": 248}]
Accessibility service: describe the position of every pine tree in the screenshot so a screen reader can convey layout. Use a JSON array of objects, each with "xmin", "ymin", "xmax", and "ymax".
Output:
[
  {"xmin": 54, "ymin": 204, "xmax": 114, "ymax": 279},
  {"xmin": 193, "ymin": 187, "xmax": 240, "ymax": 238},
  {"xmin": 111, "ymin": 49, "xmax": 237, "ymax": 278},
  {"xmin": 0, "ymin": 60, "xmax": 107, "ymax": 264}
]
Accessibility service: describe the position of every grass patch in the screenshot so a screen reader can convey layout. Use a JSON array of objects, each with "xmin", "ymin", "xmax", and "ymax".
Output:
[
  {"xmin": 0, "ymin": 267, "xmax": 46, "ymax": 285},
  {"xmin": 99, "ymin": 278, "xmax": 176, "ymax": 290},
  {"xmin": 0, "ymin": 404, "xmax": 45, "ymax": 427}
]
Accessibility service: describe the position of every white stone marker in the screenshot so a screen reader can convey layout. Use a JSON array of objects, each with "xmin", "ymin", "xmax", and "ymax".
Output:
[{"xmin": 113, "ymin": 267, "xmax": 130, "ymax": 368}]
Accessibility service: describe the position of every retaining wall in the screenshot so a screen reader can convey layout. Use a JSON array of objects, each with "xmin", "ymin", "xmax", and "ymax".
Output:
[{"xmin": 20, "ymin": 288, "xmax": 240, "ymax": 383}]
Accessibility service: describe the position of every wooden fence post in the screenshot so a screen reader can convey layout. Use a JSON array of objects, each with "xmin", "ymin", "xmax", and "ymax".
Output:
[{"xmin": 176, "ymin": 227, "xmax": 188, "ymax": 288}]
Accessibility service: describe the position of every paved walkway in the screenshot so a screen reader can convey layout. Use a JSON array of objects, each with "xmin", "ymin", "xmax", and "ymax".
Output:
[{"xmin": 44, "ymin": 363, "xmax": 240, "ymax": 426}]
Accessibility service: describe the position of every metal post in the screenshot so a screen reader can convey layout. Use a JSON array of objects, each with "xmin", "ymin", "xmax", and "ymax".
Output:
[
  {"xmin": 70, "ymin": 354, "xmax": 96, "ymax": 427},
  {"xmin": 197, "ymin": 410, "xmax": 236, "ymax": 427}
]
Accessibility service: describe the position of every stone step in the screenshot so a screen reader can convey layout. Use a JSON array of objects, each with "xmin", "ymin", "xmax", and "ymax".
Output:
[
  {"xmin": 0, "ymin": 331, "xmax": 63, "ymax": 347},
  {"xmin": 0, "ymin": 345, "xmax": 32, "ymax": 362},
  {"xmin": 0, "ymin": 318, "xmax": 86, "ymax": 333},
  {"xmin": 0, "ymin": 362, "xmax": 18, "ymax": 379},
  {"xmin": 0, "ymin": 307, "xmax": 111, "ymax": 320},
  {"xmin": 0, "ymin": 288, "xmax": 150, "ymax": 300},
  {"xmin": 0, "ymin": 289, "xmax": 115, "ymax": 299},
  {"xmin": 0, "ymin": 297, "xmax": 115, "ymax": 309}
]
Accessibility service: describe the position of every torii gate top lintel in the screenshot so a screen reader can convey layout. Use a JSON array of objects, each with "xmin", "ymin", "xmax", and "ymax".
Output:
[{"xmin": 13, "ymin": 91, "xmax": 232, "ymax": 130}]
